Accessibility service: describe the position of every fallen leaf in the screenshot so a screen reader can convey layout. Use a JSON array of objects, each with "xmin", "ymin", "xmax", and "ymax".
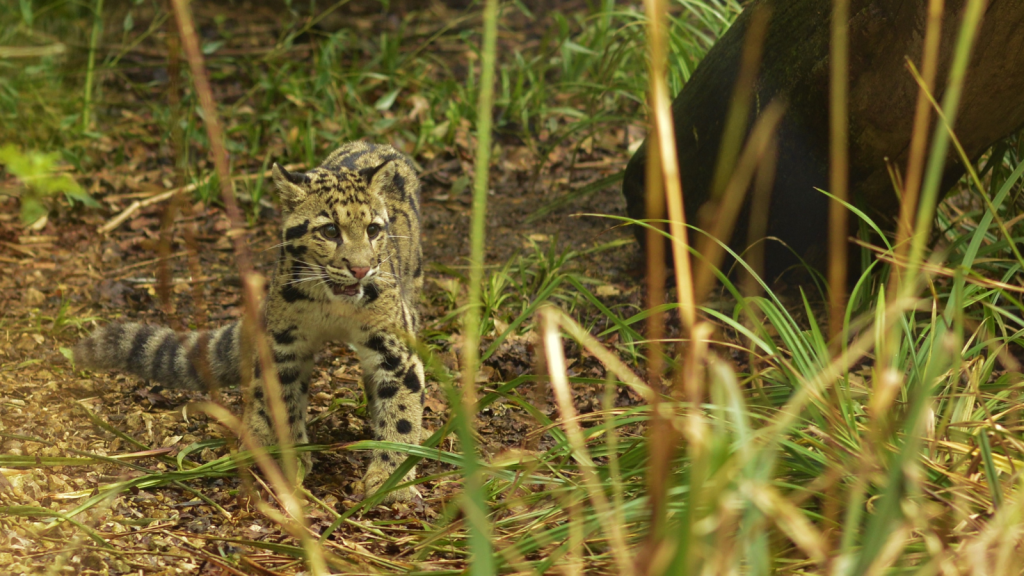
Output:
[
  {"xmin": 162, "ymin": 435, "xmax": 183, "ymax": 448},
  {"xmin": 23, "ymin": 287, "xmax": 45, "ymax": 306}
]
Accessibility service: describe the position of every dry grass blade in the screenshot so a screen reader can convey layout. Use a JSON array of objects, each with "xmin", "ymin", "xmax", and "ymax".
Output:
[
  {"xmin": 540, "ymin": 306, "xmax": 635, "ymax": 576},
  {"xmin": 891, "ymin": 0, "xmax": 944, "ymax": 272},
  {"xmin": 692, "ymin": 102, "xmax": 784, "ymax": 303},
  {"xmin": 708, "ymin": 6, "xmax": 769, "ymax": 202},
  {"xmin": 903, "ymin": 0, "xmax": 988, "ymax": 287},
  {"xmin": 643, "ymin": 0, "xmax": 694, "ymax": 332},
  {"xmin": 555, "ymin": 310, "xmax": 652, "ymax": 400},
  {"xmin": 191, "ymin": 403, "xmax": 333, "ymax": 574},
  {"xmin": 640, "ymin": 0, "xmax": 694, "ymax": 558},
  {"xmin": 168, "ymin": 0, "xmax": 254, "ymax": 277},
  {"xmin": 167, "ymin": 0, "xmax": 323, "ymax": 572},
  {"xmin": 744, "ymin": 482, "xmax": 827, "ymax": 566},
  {"xmin": 827, "ymin": 0, "xmax": 850, "ymax": 341}
]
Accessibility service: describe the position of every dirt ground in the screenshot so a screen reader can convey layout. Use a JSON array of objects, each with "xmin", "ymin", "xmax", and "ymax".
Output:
[{"xmin": 0, "ymin": 31, "xmax": 647, "ymax": 574}]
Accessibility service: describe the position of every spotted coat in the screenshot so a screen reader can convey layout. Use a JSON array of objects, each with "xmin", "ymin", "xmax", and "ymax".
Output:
[{"xmin": 73, "ymin": 141, "xmax": 426, "ymax": 503}]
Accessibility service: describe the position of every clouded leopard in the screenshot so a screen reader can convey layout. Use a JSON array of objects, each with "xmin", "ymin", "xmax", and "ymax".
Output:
[{"xmin": 74, "ymin": 141, "xmax": 426, "ymax": 503}]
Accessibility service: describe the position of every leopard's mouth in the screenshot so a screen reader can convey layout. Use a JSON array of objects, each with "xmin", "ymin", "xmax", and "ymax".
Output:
[{"xmin": 331, "ymin": 282, "xmax": 361, "ymax": 297}]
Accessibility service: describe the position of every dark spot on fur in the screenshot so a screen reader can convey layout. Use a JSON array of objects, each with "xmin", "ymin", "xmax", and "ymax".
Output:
[
  {"xmin": 392, "ymin": 172, "xmax": 407, "ymax": 199},
  {"xmin": 402, "ymin": 368, "xmax": 421, "ymax": 393},
  {"xmin": 398, "ymin": 404, "xmax": 406, "ymax": 412},
  {"xmin": 214, "ymin": 324, "xmax": 237, "ymax": 367},
  {"xmin": 396, "ymin": 419, "xmax": 412, "ymax": 434},
  {"xmin": 258, "ymin": 408, "xmax": 269, "ymax": 423},
  {"xmin": 284, "ymin": 220, "xmax": 309, "ymax": 240},
  {"xmin": 185, "ymin": 335, "xmax": 204, "ymax": 386},
  {"xmin": 377, "ymin": 385, "xmax": 399, "ymax": 399},
  {"xmin": 285, "ymin": 244, "xmax": 307, "ymax": 256},
  {"xmin": 366, "ymin": 334, "xmax": 389, "ymax": 354},
  {"xmin": 254, "ymin": 387, "xmax": 264, "ymax": 400},
  {"xmin": 128, "ymin": 325, "xmax": 156, "ymax": 371},
  {"xmin": 279, "ymin": 368, "xmax": 300, "ymax": 385},
  {"xmin": 289, "ymin": 412, "xmax": 298, "ymax": 425},
  {"xmin": 301, "ymin": 380, "xmax": 309, "ymax": 394},
  {"xmin": 216, "ymin": 325, "xmax": 242, "ymax": 384},
  {"xmin": 272, "ymin": 328, "xmax": 297, "ymax": 345},
  {"xmin": 281, "ymin": 284, "xmax": 311, "ymax": 303},
  {"xmin": 363, "ymin": 281, "xmax": 380, "ymax": 303},
  {"xmin": 151, "ymin": 331, "xmax": 178, "ymax": 382},
  {"xmin": 253, "ymin": 361, "xmax": 262, "ymax": 379},
  {"xmin": 380, "ymin": 452, "xmax": 390, "ymax": 462},
  {"xmin": 335, "ymin": 150, "xmax": 362, "ymax": 169},
  {"xmin": 101, "ymin": 324, "xmax": 126, "ymax": 358},
  {"xmin": 381, "ymin": 353, "xmax": 402, "ymax": 371}
]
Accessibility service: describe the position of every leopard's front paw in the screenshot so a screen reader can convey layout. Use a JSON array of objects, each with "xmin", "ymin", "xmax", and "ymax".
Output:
[{"xmin": 359, "ymin": 461, "xmax": 419, "ymax": 504}]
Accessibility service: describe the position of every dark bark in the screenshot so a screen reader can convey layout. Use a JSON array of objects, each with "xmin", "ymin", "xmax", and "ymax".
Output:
[{"xmin": 623, "ymin": 0, "xmax": 1024, "ymax": 280}]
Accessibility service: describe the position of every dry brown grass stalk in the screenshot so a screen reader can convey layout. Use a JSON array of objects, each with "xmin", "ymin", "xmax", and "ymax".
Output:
[
  {"xmin": 167, "ymin": 0, "xmax": 325, "ymax": 572},
  {"xmin": 827, "ymin": 0, "xmax": 851, "ymax": 341},
  {"xmin": 692, "ymin": 102, "xmax": 784, "ymax": 303},
  {"xmin": 541, "ymin": 307, "xmax": 635, "ymax": 576}
]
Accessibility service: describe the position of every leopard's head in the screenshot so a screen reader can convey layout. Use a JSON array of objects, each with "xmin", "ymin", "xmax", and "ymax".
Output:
[{"xmin": 272, "ymin": 161, "xmax": 395, "ymax": 302}]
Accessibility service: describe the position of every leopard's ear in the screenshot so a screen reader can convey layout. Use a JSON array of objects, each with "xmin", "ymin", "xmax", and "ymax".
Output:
[
  {"xmin": 272, "ymin": 163, "xmax": 309, "ymax": 210},
  {"xmin": 361, "ymin": 160, "xmax": 397, "ymax": 193}
]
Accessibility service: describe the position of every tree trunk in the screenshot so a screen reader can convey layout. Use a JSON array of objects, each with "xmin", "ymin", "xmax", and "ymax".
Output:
[{"xmin": 622, "ymin": 0, "xmax": 1024, "ymax": 280}]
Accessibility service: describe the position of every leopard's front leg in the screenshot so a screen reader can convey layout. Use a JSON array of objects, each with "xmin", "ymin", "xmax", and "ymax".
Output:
[
  {"xmin": 243, "ymin": 324, "xmax": 317, "ymax": 481},
  {"xmin": 356, "ymin": 330, "xmax": 424, "ymax": 502}
]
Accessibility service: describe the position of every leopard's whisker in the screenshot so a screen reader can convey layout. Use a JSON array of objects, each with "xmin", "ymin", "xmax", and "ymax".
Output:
[
  {"xmin": 264, "ymin": 240, "xmax": 296, "ymax": 252},
  {"xmin": 283, "ymin": 276, "xmax": 327, "ymax": 286}
]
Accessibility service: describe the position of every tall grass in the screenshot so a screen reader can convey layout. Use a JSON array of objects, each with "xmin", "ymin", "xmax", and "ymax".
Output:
[{"xmin": 6, "ymin": 0, "xmax": 1024, "ymax": 574}]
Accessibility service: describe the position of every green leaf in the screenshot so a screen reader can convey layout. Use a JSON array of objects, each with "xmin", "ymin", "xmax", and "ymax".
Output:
[
  {"xmin": 19, "ymin": 194, "xmax": 47, "ymax": 224},
  {"xmin": 0, "ymin": 145, "xmax": 99, "ymax": 214},
  {"xmin": 18, "ymin": 0, "xmax": 33, "ymax": 26},
  {"xmin": 64, "ymin": 187, "xmax": 101, "ymax": 208},
  {"xmin": 374, "ymin": 87, "xmax": 401, "ymax": 111},
  {"xmin": 201, "ymin": 40, "xmax": 225, "ymax": 55},
  {"xmin": 563, "ymin": 39, "xmax": 597, "ymax": 55}
]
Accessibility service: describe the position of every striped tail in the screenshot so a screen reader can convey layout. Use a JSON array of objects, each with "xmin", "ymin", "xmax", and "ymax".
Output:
[{"xmin": 73, "ymin": 322, "xmax": 243, "ymax": 390}]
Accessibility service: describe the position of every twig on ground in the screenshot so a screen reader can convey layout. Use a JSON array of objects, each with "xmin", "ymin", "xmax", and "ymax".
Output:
[
  {"xmin": 97, "ymin": 163, "xmax": 305, "ymax": 234},
  {"xmin": 0, "ymin": 44, "xmax": 67, "ymax": 58}
]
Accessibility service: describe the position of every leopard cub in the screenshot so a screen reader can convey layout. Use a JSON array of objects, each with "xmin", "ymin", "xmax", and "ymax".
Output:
[{"xmin": 74, "ymin": 141, "xmax": 426, "ymax": 502}]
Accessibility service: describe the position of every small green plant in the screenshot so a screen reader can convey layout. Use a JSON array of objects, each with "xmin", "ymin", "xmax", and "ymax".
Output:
[{"xmin": 0, "ymin": 145, "xmax": 99, "ymax": 224}]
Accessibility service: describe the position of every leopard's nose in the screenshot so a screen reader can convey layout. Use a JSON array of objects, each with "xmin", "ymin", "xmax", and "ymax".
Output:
[{"xmin": 350, "ymin": 266, "xmax": 370, "ymax": 279}]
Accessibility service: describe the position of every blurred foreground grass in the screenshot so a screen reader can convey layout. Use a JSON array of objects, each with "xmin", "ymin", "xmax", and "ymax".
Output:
[{"xmin": 3, "ymin": 0, "xmax": 1024, "ymax": 574}]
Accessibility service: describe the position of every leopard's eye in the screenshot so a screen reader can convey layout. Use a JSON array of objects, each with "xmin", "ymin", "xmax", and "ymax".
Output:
[
  {"xmin": 366, "ymin": 223, "xmax": 382, "ymax": 239},
  {"xmin": 321, "ymin": 224, "xmax": 340, "ymax": 239}
]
